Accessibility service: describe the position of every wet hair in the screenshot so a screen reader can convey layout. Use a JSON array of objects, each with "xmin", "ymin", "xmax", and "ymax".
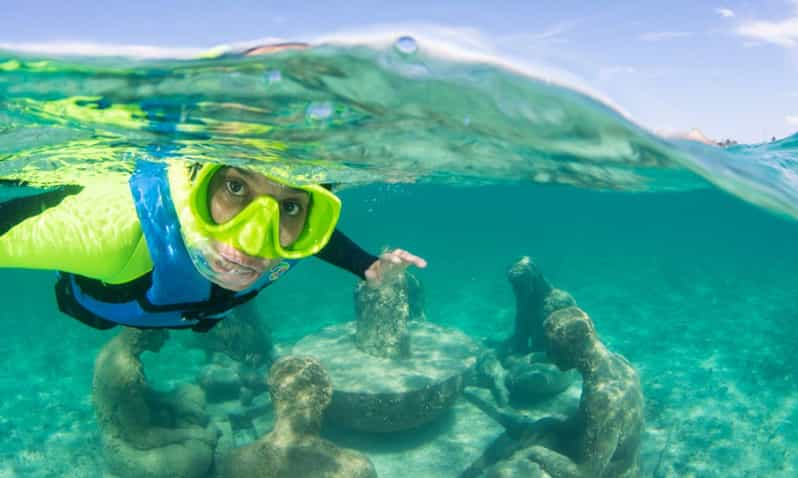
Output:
[{"xmin": 189, "ymin": 163, "xmax": 336, "ymax": 192}]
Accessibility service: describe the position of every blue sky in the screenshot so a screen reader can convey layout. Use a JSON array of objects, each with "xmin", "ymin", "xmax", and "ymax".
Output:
[{"xmin": 2, "ymin": 0, "xmax": 797, "ymax": 143}]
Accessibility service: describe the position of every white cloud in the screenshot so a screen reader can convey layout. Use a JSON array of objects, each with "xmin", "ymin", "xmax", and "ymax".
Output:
[
  {"xmin": 716, "ymin": 8, "xmax": 736, "ymax": 18},
  {"xmin": 736, "ymin": 18, "xmax": 798, "ymax": 47},
  {"xmin": 787, "ymin": 115, "xmax": 798, "ymax": 125},
  {"xmin": 639, "ymin": 31, "xmax": 693, "ymax": 41},
  {"xmin": 735, "ymin": 2, "xmax": 798, "ymax": 48}
]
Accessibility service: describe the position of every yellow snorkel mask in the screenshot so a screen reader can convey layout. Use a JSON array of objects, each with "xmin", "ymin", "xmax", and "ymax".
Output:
[{"xmin": 168, "ymin": 162, "xmax": 341, "ymax": 265}]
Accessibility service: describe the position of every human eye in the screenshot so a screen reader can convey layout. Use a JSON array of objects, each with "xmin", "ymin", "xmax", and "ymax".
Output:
[
  {"xmin": 225, "ymin": 179, "xmax": 248, "ymax": 198},
  {"xmin": 281, "ymin": 199, "xmax": 303, "ymax": 217}
]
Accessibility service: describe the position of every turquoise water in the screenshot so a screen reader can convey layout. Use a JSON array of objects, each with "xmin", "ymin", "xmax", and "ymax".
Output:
[{"xmin": 1, "ymin": 37, "xmax": 798, "ymax": 477}]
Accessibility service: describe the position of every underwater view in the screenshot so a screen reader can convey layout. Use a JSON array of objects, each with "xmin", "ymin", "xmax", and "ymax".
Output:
[{"xmin": 1, "ymin": 30, "xmax": 798, "ymax": 478}]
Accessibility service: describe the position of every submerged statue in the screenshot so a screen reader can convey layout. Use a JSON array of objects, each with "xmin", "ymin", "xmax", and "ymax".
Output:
[
  {"xmin": 525, "ymin": 306, "xmax": 643, "ymax": 477},
  {"xmin": 354, "ymin": 270, "xmax": 426, "ymax": 358},
  {"xmin": 186, "ymin": 300, "xmax": 275, "ymax": 369},
  {"xmin": 214, "ymin": 355, "xmax": 377, "ymax": 478},
  {"xmin": 188, "ymin": 300, "xmax": 274, "ymax": 406},
  {"xmin": 92, "ymin": 328, "xmax": 218, "ymax": 478},
  {"xmin": 354, "ymin": 272, "xmax": 412, "ymax": 359},
  {"xmin": 478, "ymin": 257, "xmax": 577, "ymax": 405},
  {"xmin": 506, "ymin": 256, "xmax": 554, "ymax": 355},
  {"xmin": 472, "ymin": 306, "xmax": 644, "ymax": 478},
  {"xmin": 293, "ymin": 270, "xmax": 477, "ymax": 432}
]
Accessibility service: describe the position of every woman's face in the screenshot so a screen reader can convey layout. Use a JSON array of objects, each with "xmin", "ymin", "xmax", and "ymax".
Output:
[{"xmin": 203, "ymin": 166, "xmax": 310, "ymax": 291}]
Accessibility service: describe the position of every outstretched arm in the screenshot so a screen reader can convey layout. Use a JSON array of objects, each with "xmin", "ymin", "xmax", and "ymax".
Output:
[
  {"xmin": 464, "ymin": 387, "xmax": 571, "ymax": 443},
  {"xmin": 522, "ymin": 446, "xmax": 582, "ymax": 478},
  {"xmin": 316, "ymin": 229, "xmax": 379, "ymax": 279},
  {"xmin": 316, "ymin": 229, "xmax": 426, "ymax": 285},
  {"xmin": 525, "ymin": 416, "xmax": 620, "ymax": 478}
]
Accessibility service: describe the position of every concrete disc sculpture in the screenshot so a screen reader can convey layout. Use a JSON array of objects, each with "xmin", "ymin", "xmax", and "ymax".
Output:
[{"xmin": 292, "ymin": 272, "xmax": 479, "ymax": 432}]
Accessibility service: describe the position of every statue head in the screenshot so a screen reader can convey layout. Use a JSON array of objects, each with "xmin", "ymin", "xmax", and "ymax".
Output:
[
  {"xmin": 268, "ymin": 355, "xmax": 332, "ymax": 422},
  {"xmin": 543, "ymin": 306, "xmax": 596, "ymax": 371}
]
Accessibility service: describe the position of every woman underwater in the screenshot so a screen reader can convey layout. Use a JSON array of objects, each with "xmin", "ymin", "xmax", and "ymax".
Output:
[{"xmin": 0, "ymin": 160, "xmax": 426, "ymax": 332}]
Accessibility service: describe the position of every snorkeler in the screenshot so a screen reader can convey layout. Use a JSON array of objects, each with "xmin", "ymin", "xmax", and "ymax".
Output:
[{"xmin": 0, "ymin": 161, "xmax": 426, "ymax": 331}]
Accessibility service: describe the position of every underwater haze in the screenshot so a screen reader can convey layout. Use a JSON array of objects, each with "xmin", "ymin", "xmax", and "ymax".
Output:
[{"xmin": 1, "ymin": 35, "xmax": 798, "ymax": 477}]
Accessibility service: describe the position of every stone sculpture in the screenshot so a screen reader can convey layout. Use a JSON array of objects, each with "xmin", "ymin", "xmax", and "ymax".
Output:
[
  {"xmin": 471, "ymin": 307, "xmax": 644, "ymax": 478},
  {"xmin": 354, "ymin": 273, "xmax": 412, "ymax": 359},
  {"xmin": 214, "ymin": 355, "xmax": 377, "ymax": 478},
  {"xmin": 519, "ymin": 306, "xmax": 643, "ymax": 477},
  {"xmin": 506, "ymin": 256, "xmax": 553, "ymax": 355},
  {"xmin": 186, "ymin": 300, "xmax": 275, "ymax": 369},
  {"xmin": 479, "ymin": 257, "xmax": 577, "ymax": 404},
  {"xmin": 293, "ymin": 271, "xmax": 478, "ymax": 432},
  {"xmin": 92, "ymin": 328, "xmax": 218, "ymax": 478}
]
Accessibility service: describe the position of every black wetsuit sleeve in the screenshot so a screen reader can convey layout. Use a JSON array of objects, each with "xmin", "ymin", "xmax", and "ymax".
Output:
[
  {"xmin": 316, "ymin": 229, "xmax": 378, "ymax": 280},
  {"xmin": 0, "ymin": 185, "xmax": 83, "ymax": 236}
]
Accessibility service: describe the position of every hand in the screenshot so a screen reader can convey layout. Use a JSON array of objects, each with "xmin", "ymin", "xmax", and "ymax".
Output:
[{"xmin": 364, "ymin": 248, "xmax": 427, "ymax": 287}]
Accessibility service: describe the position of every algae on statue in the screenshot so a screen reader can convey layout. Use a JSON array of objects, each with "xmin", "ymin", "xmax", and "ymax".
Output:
[
  {"xmin": 354, "ymin": 270, "xmax": 413, "ymax": 359},
  {"xmin": 92, "ymin": 328, "xmax": 218, "ymax": 478},
  {"xmin": 214, "ymin": 355, "xmax": 377, "ymax": 478},
  {"xmin": 508, "ymin": 258, "xmax": 578, "ymax": 401},
  {"xmin": 472, "ymin": 307, "xmax": 644, "ymax": 478},
  {"xmin": 506, "ymin": 256, "xmax": 554, "ymax": 355},
  {"xmin": 523, "ymin": 306, "xmax": 643, "ymax": 478},
  {"xmin": 187, "ymin": 300, "xmax": 275, "ymax": 407},
  {"xmin": 185, "ymin": 299, "xmax": 275, "ymax": 369},
  {"xmin": 476, "ymin": 257, "xmax": 577, "ymax": 405},
  {"xmin": 295, "ymin": 269, "xmax": 478, "ymax": 433}
]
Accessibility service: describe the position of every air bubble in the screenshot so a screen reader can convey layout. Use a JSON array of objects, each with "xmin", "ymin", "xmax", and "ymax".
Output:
[
  {"xmin": 306, "ymin": 101, "xmax": 333, "ymax": 120},
  {"xmin": 266, "ymin": 70, "xmax": 282, "ymax": 83},
  {"xmin": 394, "ymin": 36, "xmax": 418, "ymax": 55}
]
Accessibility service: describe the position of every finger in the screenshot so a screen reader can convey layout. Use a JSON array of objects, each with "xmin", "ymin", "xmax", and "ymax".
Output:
[
  {"xmin": 391, "ymin": 249, "xmax": 415, "ymax": 264},
  {"xmin": 381, "ymin": 251, "xmax": 402, "ymax": 264},
  {"xmin": 396, "ymin": 250, "xmax": 427, "ymax": 268}
]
